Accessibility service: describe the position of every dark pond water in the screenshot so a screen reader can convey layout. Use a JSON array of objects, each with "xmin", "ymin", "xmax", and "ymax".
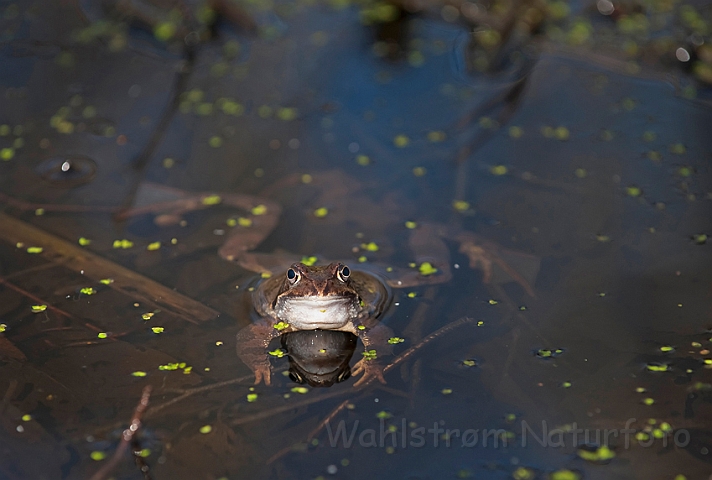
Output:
[{"xmin": 0, "ymin": 1, "xmax": 711, "ymax": 479}]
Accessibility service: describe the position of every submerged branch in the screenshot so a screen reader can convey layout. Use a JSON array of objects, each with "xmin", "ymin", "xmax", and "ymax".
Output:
[{"xmin": 89, "ymin": 385, "xmax": 153, "ymax": 480}]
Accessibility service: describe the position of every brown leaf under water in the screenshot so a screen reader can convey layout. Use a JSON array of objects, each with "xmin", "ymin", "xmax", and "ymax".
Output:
[
  {"xmin": 0, "ymin": 337, "xmax": 26, "ymax": 362},
  {"xmin": 0, "ymin": 212, "xmax": 218, "ymax": 324}
]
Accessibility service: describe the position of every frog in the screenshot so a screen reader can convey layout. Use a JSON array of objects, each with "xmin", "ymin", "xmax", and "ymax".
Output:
[
  {"xmin": 116, "ymin": 171, "xmax": 538, "ymax": 386},
  {"xmin": 237, "ymin": 261, "xmax": 394, "ymax": 387}
]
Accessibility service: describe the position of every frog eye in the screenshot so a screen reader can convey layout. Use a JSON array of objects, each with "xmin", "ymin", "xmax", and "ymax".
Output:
[
  {"xmin": 337, "ymin": 265, "xmax": 350, "ymax": 282},
  {"xmin": 287, "ymin": 268, "xmax": 300, "ymax": 285}
]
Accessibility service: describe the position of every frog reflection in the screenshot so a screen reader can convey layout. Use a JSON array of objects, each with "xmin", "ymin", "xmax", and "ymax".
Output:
[
  {"xmin": 281, "ymin": 330, "xmax": 357, "ymax": 387},
  {"xmin": 236, "ymin": 262, "xmax": 394, "ymax": 387}
]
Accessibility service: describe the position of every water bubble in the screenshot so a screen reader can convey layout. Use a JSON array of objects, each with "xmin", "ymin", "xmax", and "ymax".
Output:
[
  {"xmin": 597, "ymin": 0, "xmax": 615, "ymax": 15},
  {"xmin": 676, "ymin": 47, "xmax": 690, "ymax": 62},
  {"xmin": 35, "ymin": 155, "xmax": 97, "ymax": 187}
]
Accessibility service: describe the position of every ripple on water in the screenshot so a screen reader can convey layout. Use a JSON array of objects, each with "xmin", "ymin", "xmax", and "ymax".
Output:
[{"xmin": 35, "ymin": 155, "xmax": 97, "ymax": 187}]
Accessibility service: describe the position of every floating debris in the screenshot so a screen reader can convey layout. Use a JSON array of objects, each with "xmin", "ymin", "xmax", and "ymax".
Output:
[{"xmin": 35, "ymin": 155, "xmax": 96, "ymax": 187}]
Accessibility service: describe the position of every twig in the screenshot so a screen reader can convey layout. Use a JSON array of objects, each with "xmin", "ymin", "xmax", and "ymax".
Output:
[
  {"xmin": 264, "ymin": 317, "xmax": 479, "ymax": 464},
  {"xmin": 89, "ymin": 385, "xmax": 153, "ymax": 480},
  {"xmin": 374, "ymin": 316, "xmax": 477, "ymax": 381},
  {"xmin": 145, "ymin": 374, "xmax": 254, "ymax": 418},
  {"xmin": 0, "ymin": 276, "xmax": 72, "ymax": 318},
  {"xmin": 0, "ymin": 192, "xmax": 119, "ymax": 213},
  {"xmin": 266, "ymin": 398, "xmax": 352, "ymax": 464}
]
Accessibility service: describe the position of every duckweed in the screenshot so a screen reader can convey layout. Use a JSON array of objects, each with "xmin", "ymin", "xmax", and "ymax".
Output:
[
  {"xmin": 418, "ymin": 262, "xmax": 438, "ymax": 276},
  {"xmin": 362, "ymin": 349, "xmax": 377, "ymax": 360},
  {"xmin": 90, "ymin": 451, "xmax": 107, "ymax": 461},
  {"xmin": 393, "ymin": 135, "xmax": 409, "ymax": 147},
  {"xmin": 113, "ymin": 239, "xmax": 134, "ymax": 249},
  {"xmin": 251, "ymin": 205, "xmax": 267, "ymax": 216},
  {"xmin": 490, "ymin": 165, "xmax": 508, "ymax": 176},
  {"xmin": 577, "ymin": 445, "xmax": 615, "ymax": 462},
  {"xmin": 452, "ymin": 200, "xmax": 470, "ymax": 212},
  {"xmin": 301, "ymin": 256, "xmax": 318, "ymax": 266}
]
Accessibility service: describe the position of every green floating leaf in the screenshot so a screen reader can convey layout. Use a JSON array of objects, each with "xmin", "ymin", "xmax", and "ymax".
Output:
[
  {"xmin": 90, "ymin": 451, "xmax": 107, "ymax": 461},
  {"xmin": 313, "ymin": 207, "xmax": 329, "ymax": 218},
  {"xmin": 251, "ymin": 204, "xmax": 267, "ymax": 216},
  {"xmin": 625, "ymin": 186, "xmax": 642, "ymax": 197},
  {"xmin": 646, "ymin": 363, "xmax": 669, "ymax": 372},
  {"xmin": 362, "ymin": 349, "xmax": 377, "ymax": 361},
  {"xmin": 418, "ymin": 262, "xmax": 438, "ymax": 276},
  {"xmin": 301, "ymin": 256, "xmax": 318, "ymax": 266},
  {"xmin": 113, "ymin": 239, "xmax": 134, "ymax": 249},
  {"xmin": 452, "ymin": 200, "xmax": 470, "ymax": 212},
  {"xmin": 577, "ymin": 445, "xmax": 615, "ymax": 463},
  {"xmin": 550, "ymin": 470, "xmax": 581, "ymax": 480},
  {"xmin": 202, "ymin": 195, "xmax": 222, "ymax": 205},
  {"xmin": 692, "ymin": 234, "xmax": 707, "ymax": 245},
  {"xmin": 361, "ymin": 242, "xmax": 379, "ymax": 252},
  {"xmin": 536, "ymin": 348, "xmax": 564, "ymax": 359},
  {"xmin": 489, "ymin": 165, "xmax": 508, "ymax": 176}
]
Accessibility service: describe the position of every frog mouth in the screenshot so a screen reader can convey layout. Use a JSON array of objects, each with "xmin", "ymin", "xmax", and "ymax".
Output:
[{"xmin": 274, "ymin": 296, "xmax": 358, "ymax": 330}]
